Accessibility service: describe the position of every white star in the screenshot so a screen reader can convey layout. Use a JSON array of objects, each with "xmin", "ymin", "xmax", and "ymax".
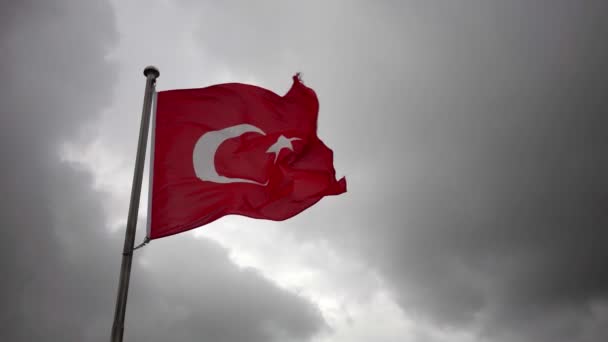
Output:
[{"xmin": 266, "ymin": 135, "xmax": 301, "ymax": 163}]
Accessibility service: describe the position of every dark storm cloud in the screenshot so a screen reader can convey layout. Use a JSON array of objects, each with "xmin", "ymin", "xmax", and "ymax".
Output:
[
  {"xmin": 182, "ymin": 1, "xmax": 608, "ymax": 341},
  {"xmin": 0, "ymin": 1, "xmax": 118, "ymax": 339},
  {"xmin": 0, "ymin": 1, "xmax": 324, "ymax": 341}
]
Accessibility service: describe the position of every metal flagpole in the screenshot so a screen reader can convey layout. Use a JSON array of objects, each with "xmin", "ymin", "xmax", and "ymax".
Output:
[{"xmin": 110, "ymin": 66, "xmax": 159, "ymax": 342}]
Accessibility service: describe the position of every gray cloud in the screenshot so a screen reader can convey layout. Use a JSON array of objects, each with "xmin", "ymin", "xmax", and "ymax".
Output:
[
  {"xmin": 0, "ymin": 1, "xmax": 324, "ymax": 341},
  {"xmin": 129, "ymin": 236, "xmax": 325, "ymax": 342},
  {"xmin": 181, "ymin": 1, "xmax": 608, "ymax": 341}
]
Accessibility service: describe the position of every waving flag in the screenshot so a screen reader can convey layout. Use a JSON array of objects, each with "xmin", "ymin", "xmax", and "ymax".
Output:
[{"xmin": 149, "ymin": 75, "xmax": 346, "ymax": 239}]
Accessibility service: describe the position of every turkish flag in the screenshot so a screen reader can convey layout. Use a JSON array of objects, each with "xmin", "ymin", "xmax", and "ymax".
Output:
[{"xmin": 149, "ymin": 75, "xmax": 346, "ymax": 239}]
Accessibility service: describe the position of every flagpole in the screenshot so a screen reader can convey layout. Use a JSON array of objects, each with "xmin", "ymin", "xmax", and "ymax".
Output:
[{"xmin": 110, "ymin": 66, "xmax": 159, "ymax": 342}]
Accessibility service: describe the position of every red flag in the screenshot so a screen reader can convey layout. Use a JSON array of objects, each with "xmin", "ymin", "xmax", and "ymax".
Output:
[{"xmin": 149, "ymin": 75, "xmax": 346, "ymax": 239}]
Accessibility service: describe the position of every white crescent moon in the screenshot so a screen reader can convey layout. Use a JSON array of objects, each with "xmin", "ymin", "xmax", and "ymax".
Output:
[{"xmin": 193, "ymin": 124, "xmax": 267, "ymax": 185}]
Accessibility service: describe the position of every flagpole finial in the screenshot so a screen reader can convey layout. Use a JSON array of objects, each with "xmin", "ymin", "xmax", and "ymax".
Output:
[{"xmin": 143, "ymin": 65, "xmax": 160, "ymax": 79}]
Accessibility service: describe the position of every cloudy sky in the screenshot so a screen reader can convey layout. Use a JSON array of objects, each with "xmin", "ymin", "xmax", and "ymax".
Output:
[{"xmin": 2, "ymin": 1, "xmax": 607, "ymax": 341}]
